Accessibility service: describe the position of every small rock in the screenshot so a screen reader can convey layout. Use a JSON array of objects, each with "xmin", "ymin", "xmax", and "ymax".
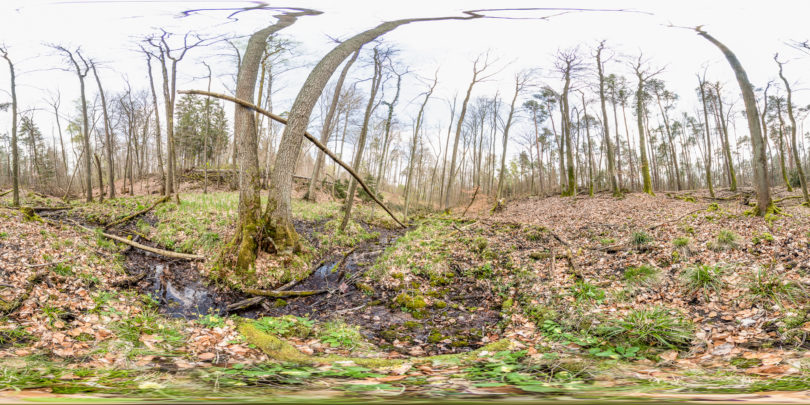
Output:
[{"xmin": 740, "ymin": 318, "xmax": 756, "ymax": 327}]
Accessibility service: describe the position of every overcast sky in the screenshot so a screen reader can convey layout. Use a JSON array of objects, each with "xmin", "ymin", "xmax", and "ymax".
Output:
[{"xmin": 2, "ymin": 0, "xmax": 810, "ymax": 165}]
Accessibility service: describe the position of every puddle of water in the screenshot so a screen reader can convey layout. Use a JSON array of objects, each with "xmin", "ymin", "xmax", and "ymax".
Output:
[{"xmin": 152, "ymin": 264, "xmax": 219, "ymax": 318}]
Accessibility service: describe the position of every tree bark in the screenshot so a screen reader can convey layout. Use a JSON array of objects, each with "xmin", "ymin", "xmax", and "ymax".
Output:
[
  {"xmin": 596, "ymin": 42, "xmax": 619, "ymax": 195},
  {"xmin": 0, "ymin": 48, "xmax": 20, "ymax": 206},
  {"xmin": 91, "ymin": 62, "xmax": 115, "ymax": 199},
  {"xmin": 776, "ymin": 56, "xmax": 809, "ymax": 204},
  {"xmin": 305, "ymin": 48, "xmax": 360, "ymax": 201},
  {"xmin": 696, "ymin": 28, "xmax": 771, "ymax": 215}
]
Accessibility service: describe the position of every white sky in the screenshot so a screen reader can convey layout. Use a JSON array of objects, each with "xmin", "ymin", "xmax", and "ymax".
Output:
[{"xmin": 2, "ymin": 0, "xmax": 810, "ymax": 166}]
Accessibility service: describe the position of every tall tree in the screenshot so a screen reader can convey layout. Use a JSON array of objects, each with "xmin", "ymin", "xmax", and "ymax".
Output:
[
  {"xmin": 90, "ymin": 61, "xmax": 115, "ymax": 199},
  {"xmin": 54, "ymin": 45, "xmax": 93, "ymax": 202},
  {"xmin": 595, "ymin": 41, "xmax": 619, "ymax": 195},
  {"xmin": 711, "ymin": 82, "xmax": 737, "ymax": 191},
  {"xmin": 630, "ymin": 54, "xmax": 661, "ymax": 196},
  {"xmin": 697, "ymin": 74, "xmax": 716, "ymax": 197},
  {"xmin": 775, "ymin": 54, "xmax": 809, "ymax": 204},
  {"xmin": 340, "ymin": 47, "xmax": 385, "ymax": 232},
  {"xmin": 264, "ymin": 11, "xmax": 483, "ymax": 253},
  {"xmin": 496, "ymin": 72, "xmax": 529, "ymax": 202},
  {"xmin": 445, "ymin": 53, "xmax": 494, "ymax": 210},
  {"xmin": 0, "ymin": 46, "xmax": 19, "ymax": 206},
  {"xmin": 305, "ymin": 48, "xmax": 360, "ymax": 201},
  {"xmin": 404, "ymin": 71, "xmax": 437, "ymax": 221},
  {"xmin": 230, "ymin": 8, "xmax": 317, "ymax": 270},
  {"xmin": 695, "ymin": 27, "xmax": 771, "ymax": 215}
]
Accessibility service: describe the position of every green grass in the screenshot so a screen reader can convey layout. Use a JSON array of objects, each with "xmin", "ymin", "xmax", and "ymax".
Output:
[
  {"xmin": 571, "ymin": 280, "xmax": 605, "ymax": 303},
  {"xmin": 672, "ymin": 237, "xmax": 690, "ymax": 248},
  {"xmin": 623, "ymin": 265, "xmax": 659, "ymax": 287},
  {"xmin": 710, "ymin": 229, "xmax": 739, "ymax": 251},
  {"xmin": 747, "ymin": 268, "xmax": 805, "ymax": 307},
  {"xmin": 681, "ymin": 264, "xmax": 724, "ymax": 296},
  {"xmin": 630, "ymin": 231, "xmax": 653, "ymax": 247},
  {"xmin": 601, "ymin": 307, "xmax": 693, "ymax": 350}
]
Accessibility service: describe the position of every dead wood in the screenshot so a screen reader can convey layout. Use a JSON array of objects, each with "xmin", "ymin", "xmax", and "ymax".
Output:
[
  {"xmin": 110, "ymin": 272, "xmax": 147, "ymax": 288},
  {"xmin": 243, "ymin": 288, "xmax": 327, "ymax": 298},
  {"xmin": 105, "ymin": 195, "xmax": 170, "ymax": 229},
  {"xmin": 225, "ymin": 296, "xmax": 264, "ymax": 312},
  {"xmin": 462, "ymin": 185, "xmax": 480, "ymax": 217}
]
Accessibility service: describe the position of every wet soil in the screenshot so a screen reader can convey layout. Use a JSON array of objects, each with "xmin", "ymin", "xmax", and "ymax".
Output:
[{"xmin": 41, "ymin": 208, "xmax": 502, "ymax": 355}]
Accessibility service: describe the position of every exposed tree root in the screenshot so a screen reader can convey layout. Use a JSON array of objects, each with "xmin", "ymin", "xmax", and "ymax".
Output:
[{"xmin": 105, "ymin": 195, "xmax": 170, "ymax": 229}]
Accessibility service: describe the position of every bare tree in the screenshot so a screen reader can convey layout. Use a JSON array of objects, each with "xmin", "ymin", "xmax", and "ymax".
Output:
[
  {"xmin": 775, "ymin": 54, "xmax": 809, "ymax": 204},
  {"xmin": 595, "ymin": 41, "xmax": 620, "ymax": 196},
  {"xmin": 695, "ymin": 27, "xmax": 771, "ymax": 215},
  {"xmin": 53, "ymin": 45, "xmax": 93, "ymax": 202},
  {"xmin": 445, "ymin": 52, "xmax": 496, "ymax": 210},
  {"xmin": 404, "ymin": 71, "xmax": 437, "ymax": 221},
  {"xmin": 630, "ymin": 53, "xmax": 662, "ymax": 196},
  {"xmin": 496, "ymin": 71, "xmax": 530, "ymax": 202},
  {"xmin": 0, "ymin": 46, "xmax": 19, "ymax": 206},
  {"xmin": 90, "ymin": 61, "xmax": 115, "ymax": 199},
  {"xmin": 305, "ymin": 48, "xmax": 360, "ymax": 201}
]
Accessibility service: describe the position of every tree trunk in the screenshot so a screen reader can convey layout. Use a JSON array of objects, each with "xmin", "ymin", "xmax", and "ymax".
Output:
[
  {"xmin": 698, "ymin": 76, "xmax": 715, "ymax": 197},
  {"xmin": 305, "ymin": 48, "xmax": 360, "ymax": 201},
  {"xmin": 1, "ymin": 48, "xmax": 20, "ymax": 206},
  {"xmin": 264, "ymin": 13, "xmax": 480, "ymax": 251},
  {"xmin": 144, "ymin": 52, "xmax": 166, "ymax": 195},
  {"xmin": 91, "ymin": 63, "xmax": 115, "ymax": 199},
  {"xmin": 404, "ymin": 73, "xmax": 436, "ymax": 221},
  {"xmin": 596, "ymin": 43, "xmax": 619, "ymax": 195},
  {"xmin": 696, "ymin": 28, "xmax": 771, "ymax": 215},
  {"xmin": 340, "ymin": 48, "xmax": 383, "ymax": 232},
  {"xmin": 231, "ymin": 10, "xmax": 314, "ymax": 270},
  {"xmin": 635, "ymin": 73, "xmax": 653, "ymax": 196},
  {"xmin": 776, "ymin": 57, "xmax": 810, "ymax": 204},
  {"xmin": 497, "ymin": 76, "xmax": 522, "ymax": 201}
]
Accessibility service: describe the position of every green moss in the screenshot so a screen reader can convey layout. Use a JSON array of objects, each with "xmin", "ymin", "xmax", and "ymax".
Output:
[
  {"xmin": 529, "ymin": 250, "xmax": 551, "ymax": 260},
  {"xmin": 428, "ymin": 330, "xmax": 444, "ymax": 343},
  {"xmin": 273, "ymin": 299, "xmax": 287, "ymax": 308},
  {"xmin": 356, "ymin": 282, "xmax": 375, "ymax": 295},
  {"xmin": 707, "ymin": 202, "xmax": 720, "ymax": 212},
  {"xmin": 502, "ymin": 298, "xmax": 514, "ymax": 311},
  {"xmin": 394, "ymin": 292, "xmax": 427, "ymax": 311},
  {"xmin": 403, "ymin": 321, "xmax": 419, "ymax": 329}
]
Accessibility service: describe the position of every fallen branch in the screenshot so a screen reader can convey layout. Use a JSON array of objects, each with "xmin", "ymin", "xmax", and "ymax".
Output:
[
  {"xmin": 110, "ymin": 272, "xmax": 147, "ymax": 288},
  {"xmin": 179, "ymin": 89, "xmax": 405, "ymax": 229},
  {"xmin": 225, "ymin": 296, "xmax": 264, "ymax": 312},
  {"xmin": 0, "ymin": 271, "xmax": 46, "ymax": 315},
  {"xmin": 24, "ymin": 206, "xmax": 70, "ymax": 211},
  {"xmin": 64, "ymin": 219, "xmax": 204, "ymax": 260},
  {"xmin": 774, "ymin": 195, "xmax": 804, "ymax": 204},
  {"xmin": 25, "ymin": 259, "xmax": 68, "ymax": 268},
  {"xmin": 462, "ymin": 185, "xmax": 480, "ymax": 217},
  {"xmin": 105, "ymin": 195, "xmax": 170, "ymax": 229},
  {"xmin": 100, "ymin": 231, "xmax": 204, "ymax": 260},
  {"xmin": 0, "ymin": 189, "xmax": 10, "ymax": 198},
  {"xmin": 648, "ymin": 208, "xmax": 705, "ymax": 230},
  {"xmin": 243, "ymin": 288, "xmax": 326, "ymax": 298}
]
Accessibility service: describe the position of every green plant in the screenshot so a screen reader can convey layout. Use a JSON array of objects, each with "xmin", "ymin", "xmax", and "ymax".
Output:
[
  {"xmin": 712, "ymin": 229, "xmax": 739, "ymax": 250},
  {"xmin": 197, "ymin": 314, "xmax": 225, "ymax": 328},
  {"xmin": 752, "ymin": 232, "xmax": 774, "ymax": 245},
  {"xmin": 52, "ymin": 263, "xmax": 73, "ymax": 277},
  {"xmin": 672, "ymin": 237, "xmax": 690, "ymax": 248},
  {"xmin": 747, "ymin": 268, "xmax": 805, "ymax": 307},
  {"xmin": 570, "ymin": 280, "xmax": 605, "ymax": 303},
  {"xmin": 318, "ymin": 319, "xmax": 363, "ymax": 348},
  {"xmin": 707, "ymin": 202, "xmax": 720, "ymax": 211},
  {"xmin": 623, "ymin": 265, "xmax": 659, "ymax": 287},
  {"xmin": 253, "ymin": 316, "xmax": 314, "ymax": 338},
  {"xmin": 681, "ymin": 264, "xmax": 724, "ymax": 296},
  {"xmin": 602, "ymin": 307, "xmax": 693, "ymax": 350},
  {"xmin": 630, "ymin": 231, "xmax": 653, "ymax": 248}
]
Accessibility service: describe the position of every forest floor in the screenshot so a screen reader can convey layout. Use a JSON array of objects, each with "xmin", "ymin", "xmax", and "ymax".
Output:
[{"xmin": 1, "ymin": 182, "xmax": 810, "ymax": 403}]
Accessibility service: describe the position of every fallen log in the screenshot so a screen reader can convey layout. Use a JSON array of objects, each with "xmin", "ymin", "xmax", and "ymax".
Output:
[
  {"xmin": 178, "ymin": 89, "xmax": 405, "ymax": 229},
  {"xmin": 105, "ymin": 195, "xmax": 170, "ymax": 229},
  {"xmin": 0, "ymin": 189, "xmax": 10, "ymax": 198},
  {"xmin": 243, "ymin": 288, "xmax": 326, "ymax": 298}
]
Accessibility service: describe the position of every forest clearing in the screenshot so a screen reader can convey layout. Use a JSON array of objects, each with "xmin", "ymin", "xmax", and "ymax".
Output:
[{"xmin": 3, "ymin": 1, "xmax": 810, "ymax": 403}]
